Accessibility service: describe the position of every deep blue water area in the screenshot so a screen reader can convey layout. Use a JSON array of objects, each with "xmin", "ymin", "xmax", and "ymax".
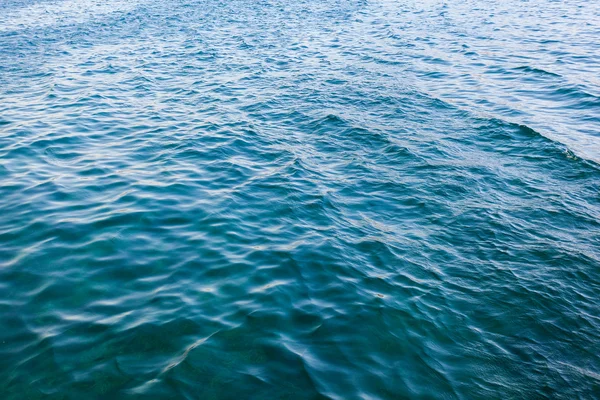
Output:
[{"xmin": 1, "ymin": 0, "xmax": 599, "ymax": 398}]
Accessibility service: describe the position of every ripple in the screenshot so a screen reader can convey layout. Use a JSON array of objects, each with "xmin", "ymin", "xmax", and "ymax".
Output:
[{"xmin": 1, "ymin": 0, "xmax": 600, "ymax": 398}]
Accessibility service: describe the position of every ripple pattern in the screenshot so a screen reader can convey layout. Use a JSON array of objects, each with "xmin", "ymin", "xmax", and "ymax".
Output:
[{"xmin": 1, "ymin": 0, "xmax": 600, "ymax": 399}]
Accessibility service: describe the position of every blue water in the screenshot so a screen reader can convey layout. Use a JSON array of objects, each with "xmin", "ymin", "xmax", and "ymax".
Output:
[{"xmin": 1, "ymin": 0, "xmax": 600, "ymax": 398}]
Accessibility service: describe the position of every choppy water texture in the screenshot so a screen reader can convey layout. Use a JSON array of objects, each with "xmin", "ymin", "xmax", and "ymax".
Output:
[{"xmin": 1, "ymin": 0, "xmax": 600, "ymax": 398}]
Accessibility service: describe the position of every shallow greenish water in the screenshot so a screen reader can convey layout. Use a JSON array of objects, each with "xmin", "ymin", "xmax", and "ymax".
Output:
[{"xmin": 1, "ymin": 0, "xmax": 599, "ymax": 398}]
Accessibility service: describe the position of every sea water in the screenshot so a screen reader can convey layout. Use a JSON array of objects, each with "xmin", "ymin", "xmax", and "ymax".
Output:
[{"xmin": 1, "ymin": 0, "xmax": 599, "ymax": 398}]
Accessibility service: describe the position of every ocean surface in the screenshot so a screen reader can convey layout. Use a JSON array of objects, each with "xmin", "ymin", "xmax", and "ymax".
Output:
[{"xmin": 1, "ymin": 0, "xmax": 599, "ymax": 398}]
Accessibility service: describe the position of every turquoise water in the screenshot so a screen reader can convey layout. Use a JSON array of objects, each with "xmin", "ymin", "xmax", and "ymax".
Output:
[{"xmin": 1, "ymin": 0, "xmax": 600, "ymax": 398}]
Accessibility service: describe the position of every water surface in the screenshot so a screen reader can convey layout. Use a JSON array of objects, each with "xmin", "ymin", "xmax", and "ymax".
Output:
[{"xmin": 1, "ymin": 0, "xmax": 599, "ymax": 398}]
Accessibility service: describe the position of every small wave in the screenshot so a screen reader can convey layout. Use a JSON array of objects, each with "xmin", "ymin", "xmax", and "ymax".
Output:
[{"xmin": 513, "ymin": 66, "xmax": 562, "ymax": 78}]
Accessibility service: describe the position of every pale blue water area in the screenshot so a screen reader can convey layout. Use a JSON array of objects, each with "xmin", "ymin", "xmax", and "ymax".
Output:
[{"xmin": 1, "ymin": 0, "xmax": 599, "ymax": 398}]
